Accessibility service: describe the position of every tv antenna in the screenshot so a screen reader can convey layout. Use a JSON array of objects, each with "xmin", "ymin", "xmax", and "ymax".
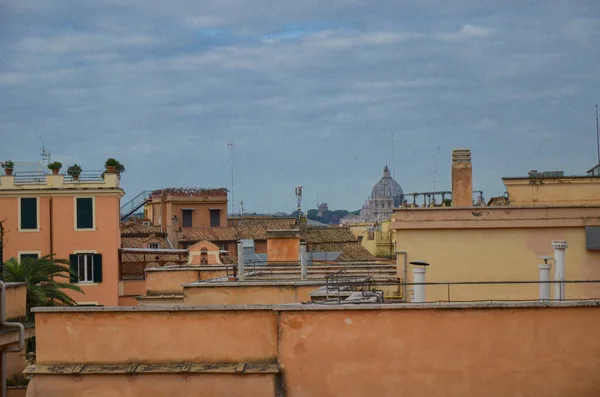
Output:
[
  {"xmin": 295, "ymin": 186, "xmax": 303, "ymax": 221},
  {"xmin": 227, "ymin": 141, "xmax": 235, "ymax": 215},
  {"xmin": 40, "ymin": 137, "xmax": 51, "ymax": 166},
  {"xmin": 596, "ymin": 105, "xmax": 600, "ymax": 164},
  {"xmin": 390, "ymin": 132, "xmax": 395, "ymax": 178},
  {"xmin": 432, "ymin": 145, "xmax": 440, "ymax": 192}
]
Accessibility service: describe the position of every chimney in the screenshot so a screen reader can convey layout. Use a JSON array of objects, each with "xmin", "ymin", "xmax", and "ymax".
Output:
[
  {"xmin": 166, "ymin": 215, "xmax": 179, "ymax": 248},
  {"xmin": 451, "ymin": 149, "xmax": 473, "ymax": 207},
  {"xmin": 552, "ymin": 240, "xmax": 568, "ymax": 300},
  {"xmin": 299, "ymin": 213, "xmax": 308, "ymax": 235}
]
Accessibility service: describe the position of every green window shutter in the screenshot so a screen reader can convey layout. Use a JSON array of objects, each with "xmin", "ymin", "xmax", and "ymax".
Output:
[
  {"xmin": 92, "ymin": 254, "xmax": 103, "ymax": 283},
  {"xmin": 69, "ymin": 254, "xmax": 78, "ymax": 283},
  {"xmin": 20, "ymin": 198, "xmax": 37, "ymax": 230},
  {"xmin": 76, "ymin": 198, "xmax": 94, "ymax": 229}
]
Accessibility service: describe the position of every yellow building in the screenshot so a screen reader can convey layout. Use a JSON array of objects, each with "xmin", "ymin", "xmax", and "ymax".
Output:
[
  {"xmin": 392, "ymin": 150, "xmax": 600, "ymax": 302},
  {"xmin": 349, "ymin": 220, "xmax": 396, "ymax": 259}
]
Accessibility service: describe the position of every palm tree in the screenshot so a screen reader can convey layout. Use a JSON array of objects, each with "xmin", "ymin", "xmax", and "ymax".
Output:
[{"xmin": 3, "ymin": 255, "xmax": 84, "ymax": 318}]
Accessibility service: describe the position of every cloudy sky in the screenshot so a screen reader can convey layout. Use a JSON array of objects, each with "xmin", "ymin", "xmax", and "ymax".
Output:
[{"xmin": 1, "ymin": 1, "xmax": 598, "ymax": 213}]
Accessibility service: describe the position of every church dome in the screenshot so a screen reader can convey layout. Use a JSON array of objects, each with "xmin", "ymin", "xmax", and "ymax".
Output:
[{"xmin": 371, "ymin": 166, "xmax": 404, "ymax": 206}]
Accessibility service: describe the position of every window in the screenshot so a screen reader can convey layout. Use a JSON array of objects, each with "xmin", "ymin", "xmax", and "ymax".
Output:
[
  {"xmin": 357, "ymin": 236, "xmax": 363, "ymax": 244},
  {"xmin": 69, "ymin": 253, "xmax": 103, "ymax": 283},
  {"xmin": 219, "ymin": 243, "xmax": 228, "ymax": 252},
  {"xmin": 182, "ymin": 209, "xmax": 193, "ymax": 228},
  {"xmin": 210, "ymin": 209, "xmax": 221, "ymax": 227},
  {"xmin": 19, "ymin": 253, "xmax": 39, "ymax": 261},
  {"xmin": 76, "ymin": 197, "xmax": 94, "ymax": 230},
  {"xmin": 20, "ymin": 197, "xmax": 38, "ymax": 230},
  {"xmin": 148, "ymin": 243, "xmax": 160, "ymax": 249},
  {"xmin": 200, "ymin": 248, "xmax": 208, "ymax": 264}
]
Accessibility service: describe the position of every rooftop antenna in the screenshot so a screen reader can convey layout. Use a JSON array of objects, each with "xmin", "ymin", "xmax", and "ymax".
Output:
[
  {"xmin": 40, "ymin": 136, "xmax": 51, "ymax": 166},
  {"xmin": 390, "ymin": 131, "xmax": 395, "ymax": 178},
  {"xmin": 227, "ymin": 141, "xmax": 235, "ymax": 215},
  {"xmin": 239, "ymin": 200, "xmax": 244, "ymax": 216},
  {"xmin": 596, "ymin": 105, "xmax": 600, "ymax": 164},
  {"xmin": 432, "ymin": 145, "xmax": 440, "ymax": 193},
  {"xmin": 295, "ymin": 186, "xmax": 303, "ymax": 221}
]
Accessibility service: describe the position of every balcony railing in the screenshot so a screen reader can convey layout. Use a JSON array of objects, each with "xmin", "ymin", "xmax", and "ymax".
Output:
[{"xmin": 7, "ymin": 170, "xmax": 107, "ymax": 184}]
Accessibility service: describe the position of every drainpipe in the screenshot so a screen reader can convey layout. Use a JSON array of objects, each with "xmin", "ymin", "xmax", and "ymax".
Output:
[
  {"xmin": 300, "ymin": 242, "xmax": 307, "ymax": 281},
  {"xmin": 552, "ymin": 241, "xmax": 568, "ymax": 300},
  {"xmin": 49, "ymin": 197, "xmax": 54, "ymax": 256},
  {"xmin": 1, "ymin": 281, "xmax": 25, "ymax": 397},
  {"xmin": 410, "ymin": 261, "xmax": 429, "ymax": 303},
  {"xmin": 538, "ymin": 256, "xmax": 552, "ymax": 300},
  {"xmin": 237, "ymin": 241, "xmax": 245, "ymax": 281},
  {"xmin": 396, "ymin": 251, "xmax": 408, "ymax": 302}
]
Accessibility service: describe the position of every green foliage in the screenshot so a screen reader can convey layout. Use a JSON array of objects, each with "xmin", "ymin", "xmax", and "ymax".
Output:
[
  {"xmin": 105, "ymin": 158, "xmax": 119, "ymax": 167},
  {"xmin": 1, "ymin": 160, "xmax": 15, "ymax": 169},
  {"xmin": 47, "ymin": 161, "xmax": 62, "ymax": 171},
  {"xmin": 3, "ymin": 255, "xmax": 84, "ymax": 319},
  {"xmin": 443, "ymin": 199, "xmax": 452, "ymax": 206},
  {"xmin": 67, "ymin": 164, "xmax": 82, "ymax": 176},
  {"xmin": 6, "ymin": 374, "xmax": 29, "ymax": 387},
  {"xmin": 305, "ymin": 208, "xmax": 359, "ymax": 225}
]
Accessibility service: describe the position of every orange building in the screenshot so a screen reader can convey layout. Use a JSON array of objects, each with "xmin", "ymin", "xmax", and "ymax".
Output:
[{"xmin": 0, "ymin": 169, "xmax": 124, "ymax": 306}]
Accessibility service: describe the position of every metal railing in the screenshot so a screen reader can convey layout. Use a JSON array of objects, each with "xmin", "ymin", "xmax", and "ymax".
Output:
[
  {"xmin": 13, "ymin": 171, "xmax": 46, "ymax": 184},
  {"xmin": 400, "ymin": 279, "xmax": 600, "ymax": 302},
  {"xmin": 120, "ymin": 190, "xmax": 153, "ymax": 220},
  {"xmin": 64, "ymin": 170, "xmax": 105, "ymax": 182}
]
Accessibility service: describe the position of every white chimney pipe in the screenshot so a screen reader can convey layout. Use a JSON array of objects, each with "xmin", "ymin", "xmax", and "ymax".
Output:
[
  {"xmin": 237, "ymin": 241, "xmax": 245, "ymax": 281},
  {"xmin": 552, "ymin": 240, "xmax": 568, "ymax": 300},
  {"xmin": 410, "ymin": 261, "xmax": 429, "ymax": 303},
  {"xmin": 300, "ymin": 242, "xmax": 307, "ymax": 280},
  {"xmin": 538, "ymin": 256, "xmax": 552, "ymax": 300}
]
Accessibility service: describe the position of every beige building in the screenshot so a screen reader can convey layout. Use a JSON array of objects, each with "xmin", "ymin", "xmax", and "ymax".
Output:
[{"xmin": 393, "ymin": 149, "xmax": 600, "ymax": 302}]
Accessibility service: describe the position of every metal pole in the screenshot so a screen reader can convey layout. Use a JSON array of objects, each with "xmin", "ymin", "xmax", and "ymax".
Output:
[
  {"xmin": 596, "ymin": 104, "xmax": 599, "ymax": 164},
  {"xmin": 237, "ymin": 241, "xmax": 245, "ymax": 281},
  {"xmin": 300, "ymin": 242, "xmax": 307, "ymax": 281},
  {"xmin": 1, "ymin": 281, "xmax": 25, "ymax": 397}
]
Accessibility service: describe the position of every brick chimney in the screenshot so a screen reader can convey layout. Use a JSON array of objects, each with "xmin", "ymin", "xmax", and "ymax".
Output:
[{"xmin": 451, "ymin": 149, "xmax": 473, "ymax": 207}]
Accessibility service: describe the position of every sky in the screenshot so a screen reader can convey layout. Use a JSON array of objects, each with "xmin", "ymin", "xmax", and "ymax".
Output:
[{"xmin": 0, "ymin": 1, "xmax": 599, "ymax": 214}]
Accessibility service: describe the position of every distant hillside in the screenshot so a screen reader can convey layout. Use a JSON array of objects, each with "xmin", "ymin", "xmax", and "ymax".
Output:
[{"xmin": 305, "ymin": 208, "xmax": 360, "ymax": 225}]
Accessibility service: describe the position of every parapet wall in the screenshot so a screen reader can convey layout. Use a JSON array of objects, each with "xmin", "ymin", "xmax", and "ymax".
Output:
[{"xmin": 27, "ymin": 301, "xmax": 600, "ymax": 397}]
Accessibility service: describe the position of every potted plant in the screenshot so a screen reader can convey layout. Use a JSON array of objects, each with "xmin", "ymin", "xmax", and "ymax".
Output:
[
  {"xmin": 0, "ymin": 160, "xmax": 15, "ymax": 176},
  {"xmin": 105, "ymin": 158, "xmax": 118, "ymax": 173},
  {"xmin": 116, "ymin": 161, "xmax": 125, "ymax": 176},
  {"xmin": 67, "ymin": 164, "xmax": 82, "ymax": 181},
  {"xmin": 47, "ymin": 161, "xmax": 62, "ymax": 175}
]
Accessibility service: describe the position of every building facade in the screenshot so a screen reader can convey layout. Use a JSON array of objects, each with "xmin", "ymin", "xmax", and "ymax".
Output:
[{"xmin": 0, "ymin": 170, "xmax": 124, "ymax": 306}]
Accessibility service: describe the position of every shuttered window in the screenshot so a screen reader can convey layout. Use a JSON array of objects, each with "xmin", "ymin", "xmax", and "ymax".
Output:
[
  {"xmin": 210, "ymin": 209, "xmax": 221, "ymax": 227},
  {"xmin": 20, "ymin": 198, "xmax": 38, "ymax": 230},
  {"xmin": 69, "ymin": 253, "xmax": 103, "ymax": 283},
  {"xmin": 182, "ymin": 209, "xmax": 193, "ymax": 228},
  {"xmin": 76, "ymin": 198, "xmax": 94, "ymax": 229}
]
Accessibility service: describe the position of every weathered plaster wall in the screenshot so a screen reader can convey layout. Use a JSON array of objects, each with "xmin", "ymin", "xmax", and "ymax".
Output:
[{"xmin": 183, "ymin": 284, "xmax": 316, "ymax": 305}]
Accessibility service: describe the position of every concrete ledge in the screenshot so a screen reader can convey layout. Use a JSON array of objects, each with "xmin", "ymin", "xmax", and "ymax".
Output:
[
  {"xmin": 25, "ymin": 362, "xmax": 279, "ymax": 375},
  {"xmin": 32, "ymin": 299, "xmax": 600, "ymax": 313},
  {"xmin": 182, "ymin": 280, "xmax": 326, "ymax": 288}
]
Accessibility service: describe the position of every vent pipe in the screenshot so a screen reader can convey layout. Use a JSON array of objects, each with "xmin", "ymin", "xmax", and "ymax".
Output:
[
  {"xmin": 552, "ymin": 241, "xmax": 568, "ymax": 300},
  {"xmin": 538, "ymin": 256, "xmax": 553, "ymax": 300},
  {"xmin": 300, "ymin": 242, "xmax": 307, "ymax": 280},
  {"xmin": 410, "ymin": 261, "xmax": 429, "ymax": 303},
  {"xmin": 237, "ymin": 241, "xmax": 245, "ymax": 281}
]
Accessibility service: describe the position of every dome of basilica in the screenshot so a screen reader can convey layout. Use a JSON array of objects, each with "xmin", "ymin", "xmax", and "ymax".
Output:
[{"xmin": 371, "ymin": 166, "xmax": 404, "ymax": 206}]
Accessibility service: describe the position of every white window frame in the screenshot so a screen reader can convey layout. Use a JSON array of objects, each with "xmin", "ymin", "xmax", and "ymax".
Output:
[
  {"xmin": 73, "ymin": 250, "xmax": 97, "ymax": 284},
  {"xmin": 18, "ymin": 251, "xmax": 41, "ymax": 261},
  {"xmin": 74, "ymin": 196, "xmax": 96, "ymax": 231},
  {"xmin": 18, "ymin": 197, "xmax": 40, "ymax": 232},
  {"xmin": 148, "ymin": 242, "xmax": 160, "ymax": 249}
]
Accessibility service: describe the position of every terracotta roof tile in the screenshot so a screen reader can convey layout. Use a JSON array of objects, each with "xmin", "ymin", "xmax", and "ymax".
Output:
[
  {"xmin": 121, "ymin": 223, "xmax": 163, "ymax": 236},
  {"xmin": 305, "ymin": 227, "xmax": 357, "ymax": 244},
  {"xmin": 317, "ymin": 242, "xmax": 376, "ymax": 262}
]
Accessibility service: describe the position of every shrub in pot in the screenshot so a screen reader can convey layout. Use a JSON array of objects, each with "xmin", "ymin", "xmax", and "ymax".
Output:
[
  {"xmin": 47, "ymin": 161, "xmax": 63, "ymax": 175},
  {"xmin": 67, "ymin": 164, "xmax": 82, "ymax": 181},
  {"xmin": 0, "ymin": 160, "xmax": 15, "ymax": 176},
  {"xmin": 105, "ymin": 158, "xmax": 118, "ymax": 173}
]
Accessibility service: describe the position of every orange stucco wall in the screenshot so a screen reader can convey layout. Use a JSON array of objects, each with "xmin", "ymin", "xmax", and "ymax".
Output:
[
  {"xmin": 183, "ymin": 284, "xmax": 317, "ymax": 305},
  {"xmin": 35, "ymin": 310, "xmax": 277, "ymax": 364},
  {"xmin": 187, "ymin": 241, "xmax": 222, "ymax": 265},
  {"xmin": 2, "ymin": 284, "xmax": 27, "ymax": 320},
  {"xmin": 145, "ymin": 269, "xmax": 201, "ymax": 294},
  {"xmin": 148, "ymin": 194, "xmax": 228, "ymax": 229},
  {"xmin": 266, "ymin": 237, "xmax": 300, "ymax": 262},
  {"xmin": 7, "ymin": 387, "xmax": 27, "ymax": 397},
  {"xmin": 0, "ymin": 192, "xmax": 121, "ymax": 306},
  {"xmin": 279, "ymin": 306, "xmax": 600, "ymax": 397},
  {"xmin": 27, "ymin": 304, "xmax": 600, "ymax": 397},
  {"xmin": 451, "ymin": 163, "xmax": 472, "ymax": 206},
  {"xmin": 5, "ymin": 342, "xmax": 27, "ymax": 380},
  {"xmin": 504, "ymin": 177, "xmax": 600, "ymax": 206},
  {"xmin": 26, "ymin": 374, "xmax": 276, "ymax": 397}
]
